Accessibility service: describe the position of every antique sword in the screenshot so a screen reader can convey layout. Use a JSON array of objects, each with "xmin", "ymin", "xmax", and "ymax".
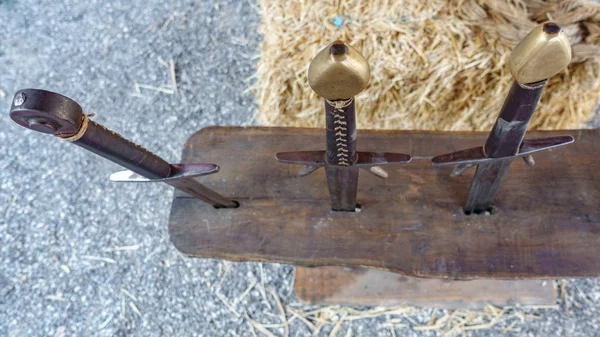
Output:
[
  {"xmin": 10, "ymin": 89, "xmax": 238, "ymax": 208},
  {"xmin": 431, "ymin": 22, "xmax": 574, "ymax": 214},
  {"xmin": 276, "ymin": 41, "xmax": 412, "ymax": 211}
]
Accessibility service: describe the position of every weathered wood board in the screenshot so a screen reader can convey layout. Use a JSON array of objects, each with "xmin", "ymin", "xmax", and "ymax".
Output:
[
  {"xmin": 168, "ymin": 127, "xmax": 600, "ymax": 279},
  {"xmin": 294, "ymin": 266, "xmax": 556, "ymax": 308}
]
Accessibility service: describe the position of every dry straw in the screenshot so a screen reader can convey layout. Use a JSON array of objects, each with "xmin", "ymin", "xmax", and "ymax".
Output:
[{"xmin": 250, "ymin": 0, "xmax": 600, "ymax": 131}]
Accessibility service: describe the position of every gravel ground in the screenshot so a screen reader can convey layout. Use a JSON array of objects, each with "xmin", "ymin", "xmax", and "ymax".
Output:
[{"xmin": 1, "ymin": 1, "xmax": 599, "ymax": 336}]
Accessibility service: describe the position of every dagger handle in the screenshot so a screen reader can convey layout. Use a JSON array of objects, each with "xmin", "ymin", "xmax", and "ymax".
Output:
[
  {"xmin": 484, "ymin": 80, "xmax": 545, "ymax": 158},
  {"xmin": 10, "ymin": 89, "xmax": 237, "ymax": 208},
  {"xmin": 9, "ymin": 89, "xmax": 172, "ymax": 180},
  {"xmin": 71, "ymin": 119, "xmax": 172, "ymax": 180},
  {"xmin": 325, "ymin": 98, "xmax": 357, "ymax": 166}
]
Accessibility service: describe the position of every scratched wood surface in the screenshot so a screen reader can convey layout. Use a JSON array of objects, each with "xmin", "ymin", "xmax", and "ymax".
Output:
[
  {"xmin": 294, "ymin": 266, "xmax": 555, "ymax": 308},
  {"xmin": 168, "ymin": 127, "xmax": 600, "ymax": 279}
]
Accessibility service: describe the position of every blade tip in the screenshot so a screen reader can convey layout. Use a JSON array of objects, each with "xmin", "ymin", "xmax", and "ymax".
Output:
[{"xmin": 109, "ymin": 170, "xmax": 133, "ymax": 181}]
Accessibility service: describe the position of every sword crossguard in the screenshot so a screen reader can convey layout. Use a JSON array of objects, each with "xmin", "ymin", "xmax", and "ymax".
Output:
[
  {"xmin": 275, "ymin": 150, "xmax": 412, "ymax": 179},
  {"xmin": 431, "ymin": 135, "xmax": 574, "ymax": 172},
  {"xmin": 110, "ymin": 164, "xmax": 220, "ymax": 182},
  {"xmin": 432, "ymin": 135, "xmax": 574, "ymax": 214},
  {"xmin": 430, "ymin": 22, "xmax": 574, "ymax": 214}
]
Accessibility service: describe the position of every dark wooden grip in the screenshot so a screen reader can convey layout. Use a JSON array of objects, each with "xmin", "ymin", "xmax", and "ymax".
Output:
[
  {"xmin": 484, "ymin": 81, "xmax": 545, "ymax": 158},
  {"xmin": 74, "ymin": 120, "xmax": 171, "ymax": 179},
  {"xmin": 325, "ymin": 99, "xmax": 357, "ymax": 166}
]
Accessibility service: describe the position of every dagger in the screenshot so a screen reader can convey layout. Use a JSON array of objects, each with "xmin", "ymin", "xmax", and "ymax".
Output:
[
  {"xmin": 276, "ymin": 41, "xmax": 412, "ymax": 211},
  {"xmin": 9, "ymin": 88, "xmax": 238, "ymax": 208},
  {"xmin": 431, "ymin": 22, "xmax": 574, "ymax": 214}
]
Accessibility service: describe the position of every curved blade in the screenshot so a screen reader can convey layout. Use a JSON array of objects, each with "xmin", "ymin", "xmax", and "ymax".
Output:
[{"xmin": 110, "ymin": 163, "xmax": 219, "ymax": 182}]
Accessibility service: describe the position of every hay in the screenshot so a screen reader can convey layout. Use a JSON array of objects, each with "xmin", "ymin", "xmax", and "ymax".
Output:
[
  {"xmin": 245, "ymin": 303, "xmax": 550, "ymax": 337},
  {"xmin": 250, "ymin": 0, "xmax": 600, "ymax": 131}
]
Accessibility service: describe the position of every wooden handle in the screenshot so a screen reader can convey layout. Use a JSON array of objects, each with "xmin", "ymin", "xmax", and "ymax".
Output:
[
  {"xmin": 73, "ymin": 120, "xmax": 172, "ymax": 180},
  {"xmin": 9, "ymin": 89, "xmax": 172, "ymax": 180}
]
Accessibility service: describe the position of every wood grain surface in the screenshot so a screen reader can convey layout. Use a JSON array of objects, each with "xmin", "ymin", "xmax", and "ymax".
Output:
[
  {"xmin": 294, "ymin": 266, "xmax": 555, "ymax": 308},
  {"xmin": 168, "ymin": 127, "xmax": 599, "ymax": 279}
]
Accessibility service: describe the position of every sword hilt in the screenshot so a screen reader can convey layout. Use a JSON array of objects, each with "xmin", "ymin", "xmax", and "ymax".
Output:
[
  {"xmin": 277, "ymin": 40, "xmax": 411, "ymax": 180},
  {"xmin": 10, "ymin": 89, "xmax": 237, "ymax": 208},
  {"xmin": 309, "ymin": 41, "xmax": 370, "ymax": 167},
  {"xmin": 484, "ymin": 22, "xmax": 572, "ymax": 158},
  {"xmin": 10, "ymin": 89, "xmax": 171, "ymax": 179},
  {"xmin": 431, "ymin": 22, "xmax": 573, "ymax": 214},
  {"xmin": 276, "ymin": 40, "xmax": 411, "ymax": 211}
]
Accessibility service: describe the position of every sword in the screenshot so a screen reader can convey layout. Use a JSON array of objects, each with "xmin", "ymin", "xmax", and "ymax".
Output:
[
  {"xmin": 276, "ymin": 41, "xmax": 411, "ymax": 211},
  {"xmin": 9, "ymin": 89, "xmax": 238, "ymax": 208},
  {"xmin": 431, "ymin": 22, "xmax": 574, "ymax": 214}
]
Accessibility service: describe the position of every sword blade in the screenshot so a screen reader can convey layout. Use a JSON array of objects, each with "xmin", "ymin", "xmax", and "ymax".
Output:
[
  {"xmin": 326, "ymin": 166, "xmax": 359, "ymax": 211},
  {"xmin": 464, "ymin": 158, "xmax": 513, "ymax": 214},
  {"xmin": 166, "ymin": 178, "xmax": 239, "ymax": 208}
]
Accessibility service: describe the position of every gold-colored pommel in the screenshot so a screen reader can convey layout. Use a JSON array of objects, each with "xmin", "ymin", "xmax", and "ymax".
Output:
[
  {"xmin": 307, "ymin": 40, "xmax": 370, "ymax": 100},
  {"xmin": 509, "ymin": 22, "xmax": 571, "ymax": 84}
]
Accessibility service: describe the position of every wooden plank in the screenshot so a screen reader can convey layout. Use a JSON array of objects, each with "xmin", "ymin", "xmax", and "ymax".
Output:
[
  {"xmin": 294, "ymin": 266, "xmax": 556, "ymax": 308},
  {"xmin": 168, "ymin": 127, "xmax": 600, "ymax": 279}
]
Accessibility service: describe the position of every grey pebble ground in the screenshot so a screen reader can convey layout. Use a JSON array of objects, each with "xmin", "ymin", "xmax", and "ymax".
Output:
[{"xmin": 1, "ymin": 1, "xmax": 600, "ymax": 336}]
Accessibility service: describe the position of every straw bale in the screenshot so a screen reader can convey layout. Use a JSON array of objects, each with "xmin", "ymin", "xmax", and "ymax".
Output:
[{"xmin": 250, "ymin": 0, "xmax": 600, "ymax": 131}]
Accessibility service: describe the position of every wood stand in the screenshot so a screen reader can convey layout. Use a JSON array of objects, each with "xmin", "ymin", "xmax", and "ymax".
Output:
[
  {"xmin": 168, "ymin": 127, "xmax": 599, "ymax": 306},
  {"xmin": 294, "ymin": 266, "xmax": 555, "ymax": 308}
]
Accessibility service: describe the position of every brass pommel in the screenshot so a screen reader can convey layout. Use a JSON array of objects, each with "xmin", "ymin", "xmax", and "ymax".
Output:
[
  {"xmin": 508, "ymin": 22, "xmax": 571, "ymax": 84},
  {"xmin": 307, "ymin": 40, "xmax": 370, "ymax": 100}
]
